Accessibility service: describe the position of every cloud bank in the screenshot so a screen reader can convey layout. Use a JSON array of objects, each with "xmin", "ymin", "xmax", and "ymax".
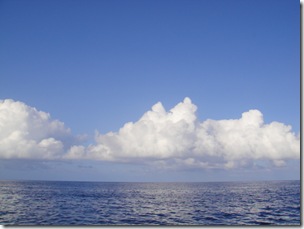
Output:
[{"xmin": 0, "ymin": 98, "xmax": 300, "ymax": 169}]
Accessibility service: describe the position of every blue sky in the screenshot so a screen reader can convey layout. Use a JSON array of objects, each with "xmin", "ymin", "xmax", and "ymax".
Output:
[{"xmin": 0, "ymin": 0, "xmax": 300, "ymax": 182}]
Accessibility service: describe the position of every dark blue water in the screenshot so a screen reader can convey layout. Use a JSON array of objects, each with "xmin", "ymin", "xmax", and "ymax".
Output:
[{"xmin": 0, "ymin": 180, "xmax": 300, "ymax": 225}]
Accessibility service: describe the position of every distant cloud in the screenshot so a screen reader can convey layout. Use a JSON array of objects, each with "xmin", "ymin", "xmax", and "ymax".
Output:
[
  {"xmin": 77, "ymin": 98, "xmax": 299, "ymax": 169},
  {"xmin": 0, "ymin": 98, "xmax": 300, "ymax": 170},
  {"xmin": 0, "ymin": 99, "xmax": 81, "ymax": 159}
]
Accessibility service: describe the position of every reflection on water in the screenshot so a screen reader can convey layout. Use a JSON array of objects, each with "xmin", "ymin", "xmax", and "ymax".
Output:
[{"xmin": 0, "ymin": 180, "xmax": 300, "ymax": 225}]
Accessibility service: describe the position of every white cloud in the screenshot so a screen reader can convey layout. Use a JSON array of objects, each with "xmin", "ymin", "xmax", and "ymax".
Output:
[
  {"xmin": 81, "ymin": 97, "xmax": 198, "ymax": 161},
  {"xmin": 0, "ymin": 99, "xmax": 80, "ymax": 159},
  {"xmin": 78, "ymin": 97, "xmax": 300, "ymax": 169},
  {"xmin": 0, "ymin": 98, "xmax": 299, "ymax": 170},
  {"xmin": 194, "ymin": 109, "xmax": 299, "ymax": 168}
]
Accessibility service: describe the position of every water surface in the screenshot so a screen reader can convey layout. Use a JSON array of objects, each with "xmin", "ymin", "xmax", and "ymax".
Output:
[{"xmin": 0, "ymin": 180, "xmax": 300, "ymax": 225}]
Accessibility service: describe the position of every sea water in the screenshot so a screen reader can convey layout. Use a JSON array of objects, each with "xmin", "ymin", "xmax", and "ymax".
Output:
[{"xmin": 0, "ymin": 180, "xmax": 300, "ymax": 225}]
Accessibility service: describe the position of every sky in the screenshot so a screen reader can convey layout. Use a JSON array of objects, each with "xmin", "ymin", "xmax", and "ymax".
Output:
[{"xmin": 0, "ymin": 0, "xmax": 300, "ymax": 182}]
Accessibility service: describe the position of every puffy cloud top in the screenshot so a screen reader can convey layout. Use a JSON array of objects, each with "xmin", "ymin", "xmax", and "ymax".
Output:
[
  {"xmin": 81, "ymin": 98, "xmax": 299, "ymax": 169},
  {"xmin": 87, "ymin": 97, "xmax": 198, "ymax": 161},
  {"xmin": 0, "ymin": 98, "xmax": 300, "ymax": 169}
]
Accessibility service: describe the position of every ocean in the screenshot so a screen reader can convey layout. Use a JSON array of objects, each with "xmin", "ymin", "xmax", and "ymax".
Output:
[{"xmin": 0, "ymin": 180, "xmax": 300, "ymax": 225}]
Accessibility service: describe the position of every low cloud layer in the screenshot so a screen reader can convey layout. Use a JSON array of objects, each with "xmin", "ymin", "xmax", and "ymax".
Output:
[{"xmin": 0, "ymin": 98, "xmax": 300, "ymax": 169}]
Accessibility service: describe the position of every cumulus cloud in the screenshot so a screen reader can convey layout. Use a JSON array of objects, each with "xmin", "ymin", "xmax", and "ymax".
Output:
[
  {"xmin": 70, "ymin": 97, "xmax": 299, "ymax": 169},
  {"xmin": 194, "ymin": 109, "xmax": 299, "ymax": 168},
  {"xmin": 0, "ymin": 99, "xmax": 80, "ymax": 159},
  {"xmin": 0, "ymin": 98, "xmax": 299, "ymax": 170}
]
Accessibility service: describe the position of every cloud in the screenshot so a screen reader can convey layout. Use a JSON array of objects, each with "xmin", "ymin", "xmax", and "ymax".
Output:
[
  {"xmin": 194, "ymin": 109, "xmax": 299, "ymax": 169},
  {"xmin": 0, "ymin": 98, "xmax": 299, "ymax": 170},
  {"xmin": 0, "ymin": 99, "xmax": 80, "ymax": 159},
  {"xmin": 73, "ymin": 97, "xmax": 299, "ymax": 169}
]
